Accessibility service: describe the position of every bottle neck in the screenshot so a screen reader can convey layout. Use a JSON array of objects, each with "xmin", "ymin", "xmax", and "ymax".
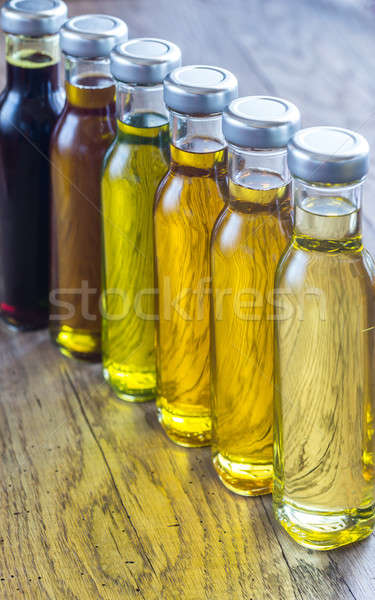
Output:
[
  {"xmin": 64, "ymin": 55, "xmax": 115, "ymax": 109},
  {"xmin": 5, "ymin": 33, "xmax": 61, "ymax": 91},
  {"xmin": 115, "ymin": 82, "xmax": 168, "ymax": 129},
  {"xmin": 228, "ymin": 145, "xmax": 290, "ymax": 208},
  {"xmin": 293, "ymin": 178, "xmax": 363, "ymax": 251},
  {"xmin": 169, "ymin": 111, "xmax": 226, "ymax": 170}
]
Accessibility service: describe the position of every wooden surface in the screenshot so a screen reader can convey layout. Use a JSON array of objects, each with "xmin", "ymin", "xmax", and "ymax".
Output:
[{"xmin": 1, "ymin": 0, "xmax": 375, "ymax": 598}]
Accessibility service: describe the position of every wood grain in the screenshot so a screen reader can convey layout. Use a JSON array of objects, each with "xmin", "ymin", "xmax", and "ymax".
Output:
[{"xmin": 1, "ymin": 0, "xmax": 375, "ymax": 598}]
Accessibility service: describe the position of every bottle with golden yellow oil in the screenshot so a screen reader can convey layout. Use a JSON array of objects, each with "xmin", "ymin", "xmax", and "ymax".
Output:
[
  {"xmin": 101, "ymin": 38, "xmax": 181, "ymax": 401},
  {"xmin": 273, "ymin": 126, "xmax": 375, "ymax": 550},
  {"xmin": 50, "ymin": 15, "xmax": 128, "ymax": 361},
  {"xmin": 211, "ymin": 96, "xmax": 300, "ymax": 495},
  {"xmin": 154, "ymin": 65, "xmax": 238, "ymax": 446}
]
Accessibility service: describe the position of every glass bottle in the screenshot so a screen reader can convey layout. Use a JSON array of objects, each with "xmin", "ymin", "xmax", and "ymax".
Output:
[
  {"xmin": 101, "ymin": 38, "xmax": 181, "ymax": 401},
  {"xmin": 273, "ymin": 126, "xmax": 375, "ymax": 550},
  {"xmin": 0, "ymin": 0, "xmax": 67, "ymax": 330},
  {"xmin": 49, "ymin": 15, "xmax": 128, "ymax": 361},
  {"xmin": 211, "ymin": 96, "xmax": 300, "ymax": 495},
  {"xmin": 154, "ymin": 65, "xmax": 238, "ymax": 447}
]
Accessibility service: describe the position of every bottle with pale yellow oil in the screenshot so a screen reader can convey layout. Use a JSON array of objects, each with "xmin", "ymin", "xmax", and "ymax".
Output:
[
  {"xmin": 211, "ymin": 96, "xmax": 300, "ymax": 495},
  {"xmin": 273, "ymin": 126, "xmax": 375, "ymax": 550}
]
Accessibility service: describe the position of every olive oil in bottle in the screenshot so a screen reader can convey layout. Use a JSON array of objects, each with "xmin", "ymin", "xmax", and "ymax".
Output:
[
  {"xmin": 101, "ymin": 38, "xmax": 181, "ymax": 401},
  {"xmin": 50, "ymin": 15, "xmax": 128, "ymax": 361},
  {"xmin": 273, "ymin": 126, "xmax": 375, "ymax": 550},
  {"xmin": 154, "ymin": 65, "xmax": 238, "ymax": 446},
  {"xmin": 211, "ymin": 96, "xmax": 300, "ymax": 495}
]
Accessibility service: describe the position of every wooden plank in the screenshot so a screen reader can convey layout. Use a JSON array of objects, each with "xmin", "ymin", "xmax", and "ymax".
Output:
[
  {"xmin": 0, "ymin": 0, "xmax": 375, "ymax": 598},
  {"xmin": 2, "ymin": 325, "xmax": 374, "ymax": 599}
]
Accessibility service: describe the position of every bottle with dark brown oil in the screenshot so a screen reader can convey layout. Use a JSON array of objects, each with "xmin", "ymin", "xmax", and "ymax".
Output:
[
  {"xmin": 50, "ymin": 14, "xmax": 128, "ymax": 361},
  {"xmin": 0, "ymin": 0, "xmax": 67, "ymax": 330}
]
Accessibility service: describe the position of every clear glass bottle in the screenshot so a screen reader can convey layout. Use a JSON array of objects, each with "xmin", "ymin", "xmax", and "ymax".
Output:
[
  {"xmin": 0, "ymin": 0, "xmax": 67, "ymax": 330},
  {"xmin": 154, "ymin": 65, "xmax": 238, "ymax": 447},
  {"xmin": 50, "ymin": 15, "xmax": 128, "ymax": 361},
  {"xmin": 273, "ymin": 126, "xmax": 375, "ymax": 550},
  {"xmin": 211, "ymin": 96, "xmax": 300, "ymax": 495},
  {"xmin": 101, "ymin": 38, "xmax": 181, "ymax": 401}
]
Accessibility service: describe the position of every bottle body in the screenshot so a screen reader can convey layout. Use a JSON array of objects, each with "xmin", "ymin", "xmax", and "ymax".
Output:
[
  {"xmin": 50, "ymin": 57, "xmax": 116, "ymax": 360},
  {"xmin": 102, "ymin": 100, "xmax": 169, "ymax": 400},
  {"xmin": 0, "ymin": 33, "xmax": 64, "ymax": 330},
  {"xmin": 211, "ymin": 165, "xmax": 292, "ymax": 495},
  {"xmin": 273, "ymin": 179, "xmax": 375, "ymax": 549},
  {"xmin": 154, "ymin": 115, "xmax": 227, "ymax": 446}
]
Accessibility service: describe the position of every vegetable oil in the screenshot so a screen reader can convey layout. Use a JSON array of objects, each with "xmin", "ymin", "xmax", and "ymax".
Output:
[
  {"xmin": 154, "ymin": 65, "xmax": 238, "ymax": 446},
  {"xmin": 101, "ymin": 38, "xmax": 181, "ymax": 401},
  {"xmin": 211, "ymin": 96, "xmax": 300, "ymax": 495},
  {"xmin": 273, "ymin": 126, "xmax": 375, "ymax": 550},
  {"xmin": 49, "ymin": 14, "xmax": 128, "ymax": 361}
]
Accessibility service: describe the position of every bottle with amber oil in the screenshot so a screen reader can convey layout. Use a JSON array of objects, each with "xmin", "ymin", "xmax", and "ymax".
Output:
[
  {"xmin": 0, "ymin": 0, "xmax": 67, "ymax": 330},
  {"xmin": 154, "ymin": 65, "xmax": 238, "ymax": 446},
  {"xmin": 211, "ymin": 96, "xmax": 300, "ymax": 495},
  {"xmin": 102, "ymin": 38, "xmax": 181, "ymax": 401},
  {"xmin": 273, "ymin": 126, "xmax": 375, "ymax": 550},
  {"xmin": 50, "ymin": 14, "xmax": 128, "ymax": 361}
]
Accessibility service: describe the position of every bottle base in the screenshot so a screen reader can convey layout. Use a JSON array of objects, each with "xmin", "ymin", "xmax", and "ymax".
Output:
[
  {"xmin": 1, "ymin": 304, "xmax": 48, "ymax": 332},
  {"xmin": 212, "ymin": 452, "xmax": 272, "ymax": 496},
  {"xmin": 103, "ymin": 365, "xmax": 156, "ymax": 403},
  {"xmin": 157, "ymin": 398, "xmax": 211, "ymax": 447},
  {"xmin": 50, "ymin": 326, "xmax": 101, "ymax": 362},
  {"xmin": 273, "ymin": 498, "xmax": 375, "ymax": 550}
]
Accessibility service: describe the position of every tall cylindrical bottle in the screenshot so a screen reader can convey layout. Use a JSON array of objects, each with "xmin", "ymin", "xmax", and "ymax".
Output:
[
  {"xmin": 211, "ymin": 96, "xmax": 300, "ymax": 495},
  {"xmin": 0, "ymin": 0, "xmax": 67, "ymax": 330},
  {"xmin": 154, "ymin": 65, "xmax": 238, "ymax": 447},
  {"xmin": 273, "ymin": 126, "xmax": 375, "ymax": 549},
  {"xmin": 102, "ymin": 38, "xmax": 181, "ymax": 401},
  {"xmin": 50, "ymin": 14, "xmax": 128, "ymax": 361}
]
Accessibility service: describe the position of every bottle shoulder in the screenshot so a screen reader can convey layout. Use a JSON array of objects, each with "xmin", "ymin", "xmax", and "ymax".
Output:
[{"xmin": 276, "ymin": 241, "xmax": 375, "ymax": 290}]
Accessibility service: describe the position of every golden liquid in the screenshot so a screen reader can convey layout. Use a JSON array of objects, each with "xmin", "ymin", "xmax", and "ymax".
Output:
[
  {"xmin": 50, "ymin": 75, "xmax": 116, "ymax": 361},
  {"xmin": 273, "ymin": 194, "xmax": 375, "ymax": 550},
  {"xmin": 101, "ymin": 114, "xmax": 169, "ymax": 401},
  {"xmin": 211, "ymin": 170, "xmax": 292, "ymax": 495},
  {"xmin": 154, "ymin": 139, "xmax": 227, "ymax": 446}
]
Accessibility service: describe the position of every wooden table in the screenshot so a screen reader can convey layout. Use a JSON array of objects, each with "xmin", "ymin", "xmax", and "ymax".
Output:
[{"xmin": 1, "ymin": 1, "xmax": 375, "ymax": 598}]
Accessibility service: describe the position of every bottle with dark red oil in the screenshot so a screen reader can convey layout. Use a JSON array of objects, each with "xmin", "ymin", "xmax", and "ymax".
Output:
[
  {"xmin": 49, "ymin": 15, "xmax": 128, "ymax": 361},
  {"xmin": 0, "ymin": 0, "xmax": 67, "ymax": 331}
]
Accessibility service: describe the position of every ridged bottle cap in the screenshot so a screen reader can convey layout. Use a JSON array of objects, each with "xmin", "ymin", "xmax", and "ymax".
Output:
[
  {"xmin": 288, "ymin": 126, "xmax": 370, "ymax": 183},
  {"xmin": 111, "ymin": 38, "xmax": 181, "ymax": 85},
  {"xmin": 223, "ymin": 96, "xmax": 301, "ymax": 148},
  {"xmin": 60, "ymin": 14, "xmax": 128, "ymax": 58},
  {"xmin": 164, "ymin": 65, "xmax": 238, "ymax": 115},
  {"xmin": 1, "ymin": 0, "xmax": 67, "ymax": 36}
]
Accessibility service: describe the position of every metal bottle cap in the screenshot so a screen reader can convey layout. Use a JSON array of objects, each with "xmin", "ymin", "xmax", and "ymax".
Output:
[
  {"xmin": 164, "ymin": 65, "xmax": 238, "ymax": 115},
  {"xmin": 60, "ymin": 14, "xmax": 128, "ymax": 58},
  {"xmin": 223, "ymin": 96, "xmax": 301, "ymax": 149},
  {"xmin": 111, "ymin": 38, "xmax": 181, "ymax": 85},
  {"xmin": 1, "ymin": 0, "xmax": 67, "ymax": 36},
  {"xmin": 288, "ymin": 126, "xmax": 370, "ymax": 183}
]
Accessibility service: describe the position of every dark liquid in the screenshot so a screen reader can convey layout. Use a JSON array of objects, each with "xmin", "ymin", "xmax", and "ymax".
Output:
[
  {"xmin": 50, "ymin": 74, "xmax": 116, "ymax": 361},
  {"xmin": 0, "ymin": 55, "xmax": 65, "ymax": 330}
]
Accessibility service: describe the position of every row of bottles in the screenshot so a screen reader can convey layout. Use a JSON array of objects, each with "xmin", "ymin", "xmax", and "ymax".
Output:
[{"xmin": 0, "ymin": 0, "xmax": 373, "ymax": 552}]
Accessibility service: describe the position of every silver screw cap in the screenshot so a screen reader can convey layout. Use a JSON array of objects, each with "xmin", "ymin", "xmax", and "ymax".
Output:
[
  {"xmin": 223, "ymin": 96, "xmax": 301, "ymax": 149},
  {"xmin": 1, "ymin": 0, "xmax": 67, "ymax": 36},
  {"xmin": 164, "ymin": 65, "xmax": 238, "ymax": 115},
  {"xmin": 60, "ymin": 14, "xmax": 128, "ymax": 58},
  {"xmin": 111, "ymin": 38, "xmax": 181, "ymax": 85},
  {"xmin": 288, "ymin": 126, "xmax": 370, "ymax": 183}
]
